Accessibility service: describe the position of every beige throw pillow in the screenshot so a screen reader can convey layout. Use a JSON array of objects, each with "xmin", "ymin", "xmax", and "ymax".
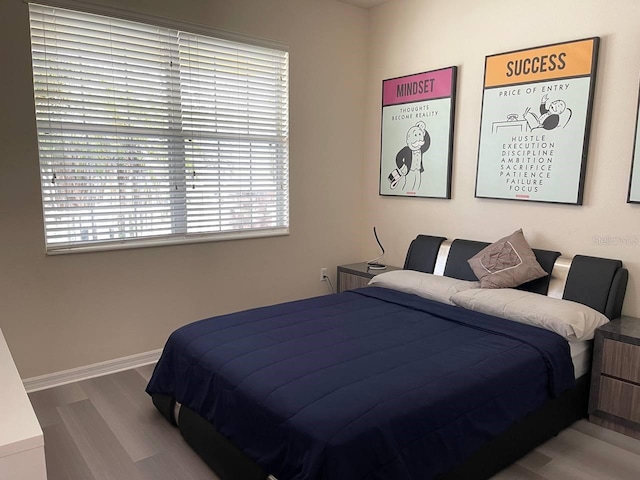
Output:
[{"xmin": 467, "ymin": 229, "xmax": 548, "ymax": 289}]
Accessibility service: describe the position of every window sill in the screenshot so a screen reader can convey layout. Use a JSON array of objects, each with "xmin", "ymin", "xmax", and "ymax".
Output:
[{"xmin": 45, "ymin": 228, "xmax": 290, "ymax": 255}]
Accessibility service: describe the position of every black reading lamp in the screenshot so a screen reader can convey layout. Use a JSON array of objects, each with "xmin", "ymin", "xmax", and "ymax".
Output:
[{"xmin": 367, "ymin": 227, "xmax": 387, "ymax": 270}]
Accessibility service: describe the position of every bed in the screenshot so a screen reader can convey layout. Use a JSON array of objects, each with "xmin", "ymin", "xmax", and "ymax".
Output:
[{"xmin": 146, "ymin": 233, "xmax": 628, "ymax": 480}]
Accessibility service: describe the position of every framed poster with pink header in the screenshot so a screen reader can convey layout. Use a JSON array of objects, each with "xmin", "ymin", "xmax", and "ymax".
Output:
[{"xmin": 379, "ymin": 66, "xmax": 457, "ymax": 198}]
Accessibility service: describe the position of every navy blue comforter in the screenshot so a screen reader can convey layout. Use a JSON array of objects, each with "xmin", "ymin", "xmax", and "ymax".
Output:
[{"xmin": 146, "ymin": 287, "xmax": 574, "ymax": 480}]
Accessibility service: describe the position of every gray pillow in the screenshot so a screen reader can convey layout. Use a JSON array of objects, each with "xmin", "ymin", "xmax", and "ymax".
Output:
[
  {"xmin": 467, "ymin": 229, "xmax": 547, "ymax": 288},
  {"xmin": 450, "ymin": 288, "xmax": 609, "ymax": 341},
  {"xmin": 368, "ymin": 270, "xmax": 479, "ymax": 305}
]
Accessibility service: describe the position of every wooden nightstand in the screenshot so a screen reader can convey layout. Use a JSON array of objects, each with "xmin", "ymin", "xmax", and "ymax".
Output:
[
  {"xmin": 589, "ymin": 316, "xmax": 640, "ymax": 440},
  {"xmin": 337, "ymin": 263, "xmax": 402, "ymax": 293}
]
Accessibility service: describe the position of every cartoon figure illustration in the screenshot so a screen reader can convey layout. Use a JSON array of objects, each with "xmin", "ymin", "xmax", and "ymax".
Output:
[
  {"xmin": 388, "ymin": 121, "xmax": 431, "ymax": 191},
  {"xmin": 523, "ymin": 94, "xmax": 572, "ymax": 131}
]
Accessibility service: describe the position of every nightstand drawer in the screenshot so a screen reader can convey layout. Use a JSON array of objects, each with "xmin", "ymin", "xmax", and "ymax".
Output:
[
  {"xmin": 589, "ymin": 316, "xmax": 640, "ymax": 440},
  {"xmin": 598, "ymin": 376, "xmax": 640, "ymax": 423},
  {"xmin": 602, "ymin": 339, "xmax": 640, "ymax": 384},
  {"xmin": 338, "ymin": 271, "xmax": 371, "ymax": 291}
]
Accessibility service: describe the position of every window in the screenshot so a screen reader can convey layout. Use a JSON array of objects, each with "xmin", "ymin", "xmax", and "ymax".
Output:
[{"xmin": 28, "ymin": 4, "xmax": 289, "ymax": 253}]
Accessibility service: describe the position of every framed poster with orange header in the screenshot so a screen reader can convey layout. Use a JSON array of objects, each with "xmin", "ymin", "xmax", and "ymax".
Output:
[{"xmin": 475, "ymin": 38, "xmax": 599, "ymax": 204}]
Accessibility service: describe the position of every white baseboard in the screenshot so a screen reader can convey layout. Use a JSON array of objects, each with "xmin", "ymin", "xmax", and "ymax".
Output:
[{"xmin": 23, "ymin": 349, "xmax": 162, "ymax": 393}]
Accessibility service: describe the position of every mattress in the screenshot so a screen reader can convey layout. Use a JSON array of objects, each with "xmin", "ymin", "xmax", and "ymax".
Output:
[
  {"xmin": 569, "ymin": 340, "xmax": 592, "ymax": 379},
  {"xmin": 147, "ymin": 287, "xmax": 575, "ymax": 480}
]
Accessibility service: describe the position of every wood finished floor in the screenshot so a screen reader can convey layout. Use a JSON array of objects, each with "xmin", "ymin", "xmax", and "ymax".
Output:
[{"xmin": 28, "ymin": 365, "xmax": 640, "ymax": 480}]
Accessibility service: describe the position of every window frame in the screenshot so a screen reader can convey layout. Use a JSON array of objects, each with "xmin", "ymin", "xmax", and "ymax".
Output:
[{"xmin": 28, "ymin": 1, "xmax": 290, "ymax": 255}]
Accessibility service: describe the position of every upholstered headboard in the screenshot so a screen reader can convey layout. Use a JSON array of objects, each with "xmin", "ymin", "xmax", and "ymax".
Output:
[{"xmin": 403, "ymin": 235, "xmax": 628, "ymax": 320}]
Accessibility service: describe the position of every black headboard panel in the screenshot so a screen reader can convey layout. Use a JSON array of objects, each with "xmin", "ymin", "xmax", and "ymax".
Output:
[
  {"xmin": 518, "ymin": 249, "xmax": 561, "ymax": 295},
  {"xmin": 563, "ymin": 255, "xmax": 628, "ymax": 319},
  {"xmin": 404, "ymin": 235, "xmax": 447, "ymax": 273},
  {"xmin": 442, "ymin": 239, "xmax": 489, "ymax": 281},
  {"xmin": 606, "ymin": 268, "xmax": 629, "ymax": 320}
]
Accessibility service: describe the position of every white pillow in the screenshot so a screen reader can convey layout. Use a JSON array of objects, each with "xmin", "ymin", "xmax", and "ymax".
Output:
[
  {"xmin": 368, "ymin": 270, "xmax": 480, "ymax": 305},
  {"xmin": 450, "ymin": 288, "xmax": 609, "ymax": 341}
]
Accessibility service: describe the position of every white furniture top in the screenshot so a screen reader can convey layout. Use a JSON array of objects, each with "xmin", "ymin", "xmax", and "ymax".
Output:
[{"xmin": 0, "ymin": 328, "xmax": 43, "ymax": 457}]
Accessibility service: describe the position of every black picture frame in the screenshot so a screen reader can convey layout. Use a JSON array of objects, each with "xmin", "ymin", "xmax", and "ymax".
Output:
[
  {"xmin": 627, "ymin": 83, "xmax": 640, "ymax": 203},
  {"xmin": 475, "ymin": 37, "xmax": 600, "ymax": 205},
  {"xmin": 379, "ymin": 66, "xmax": 457, "ymax": 199}
]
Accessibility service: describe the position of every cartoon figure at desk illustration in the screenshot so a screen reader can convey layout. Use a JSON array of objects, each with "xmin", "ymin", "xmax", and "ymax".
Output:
[
  {"xmin": 388, "ymin": 121, "xmax": 431, "ymax": 192},
  {"xmin": 523, "ymin": 94, "xmax": 572, "ymax": 131}
]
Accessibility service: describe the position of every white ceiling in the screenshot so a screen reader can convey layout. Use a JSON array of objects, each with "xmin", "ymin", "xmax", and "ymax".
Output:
[{"xmin": 338, "ymin": 0, "xmax": 391, "ymax": 8}]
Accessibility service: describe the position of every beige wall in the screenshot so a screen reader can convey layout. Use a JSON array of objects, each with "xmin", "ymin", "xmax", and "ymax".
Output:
[
  {"xmin": 3, "ymin": 0, "xmax": 639, "ymax": 378},
  {"xmin": 364, "ymin": 0, "xmax": 640, "ymax": 316},
  {"xmin": 0, "ymin": 0, "xmax": 368, "ymax": 377}
]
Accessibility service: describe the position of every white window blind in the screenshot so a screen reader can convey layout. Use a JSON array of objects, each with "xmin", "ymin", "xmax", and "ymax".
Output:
[{"xmin": 28, "ymin": 3, "xmax": 289, "ymax": 253}]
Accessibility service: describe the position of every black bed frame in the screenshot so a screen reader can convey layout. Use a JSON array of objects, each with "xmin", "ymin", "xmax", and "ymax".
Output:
[{"xmin": 151, "ymin": 234, "xmax": 628, "ymax": 480}]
